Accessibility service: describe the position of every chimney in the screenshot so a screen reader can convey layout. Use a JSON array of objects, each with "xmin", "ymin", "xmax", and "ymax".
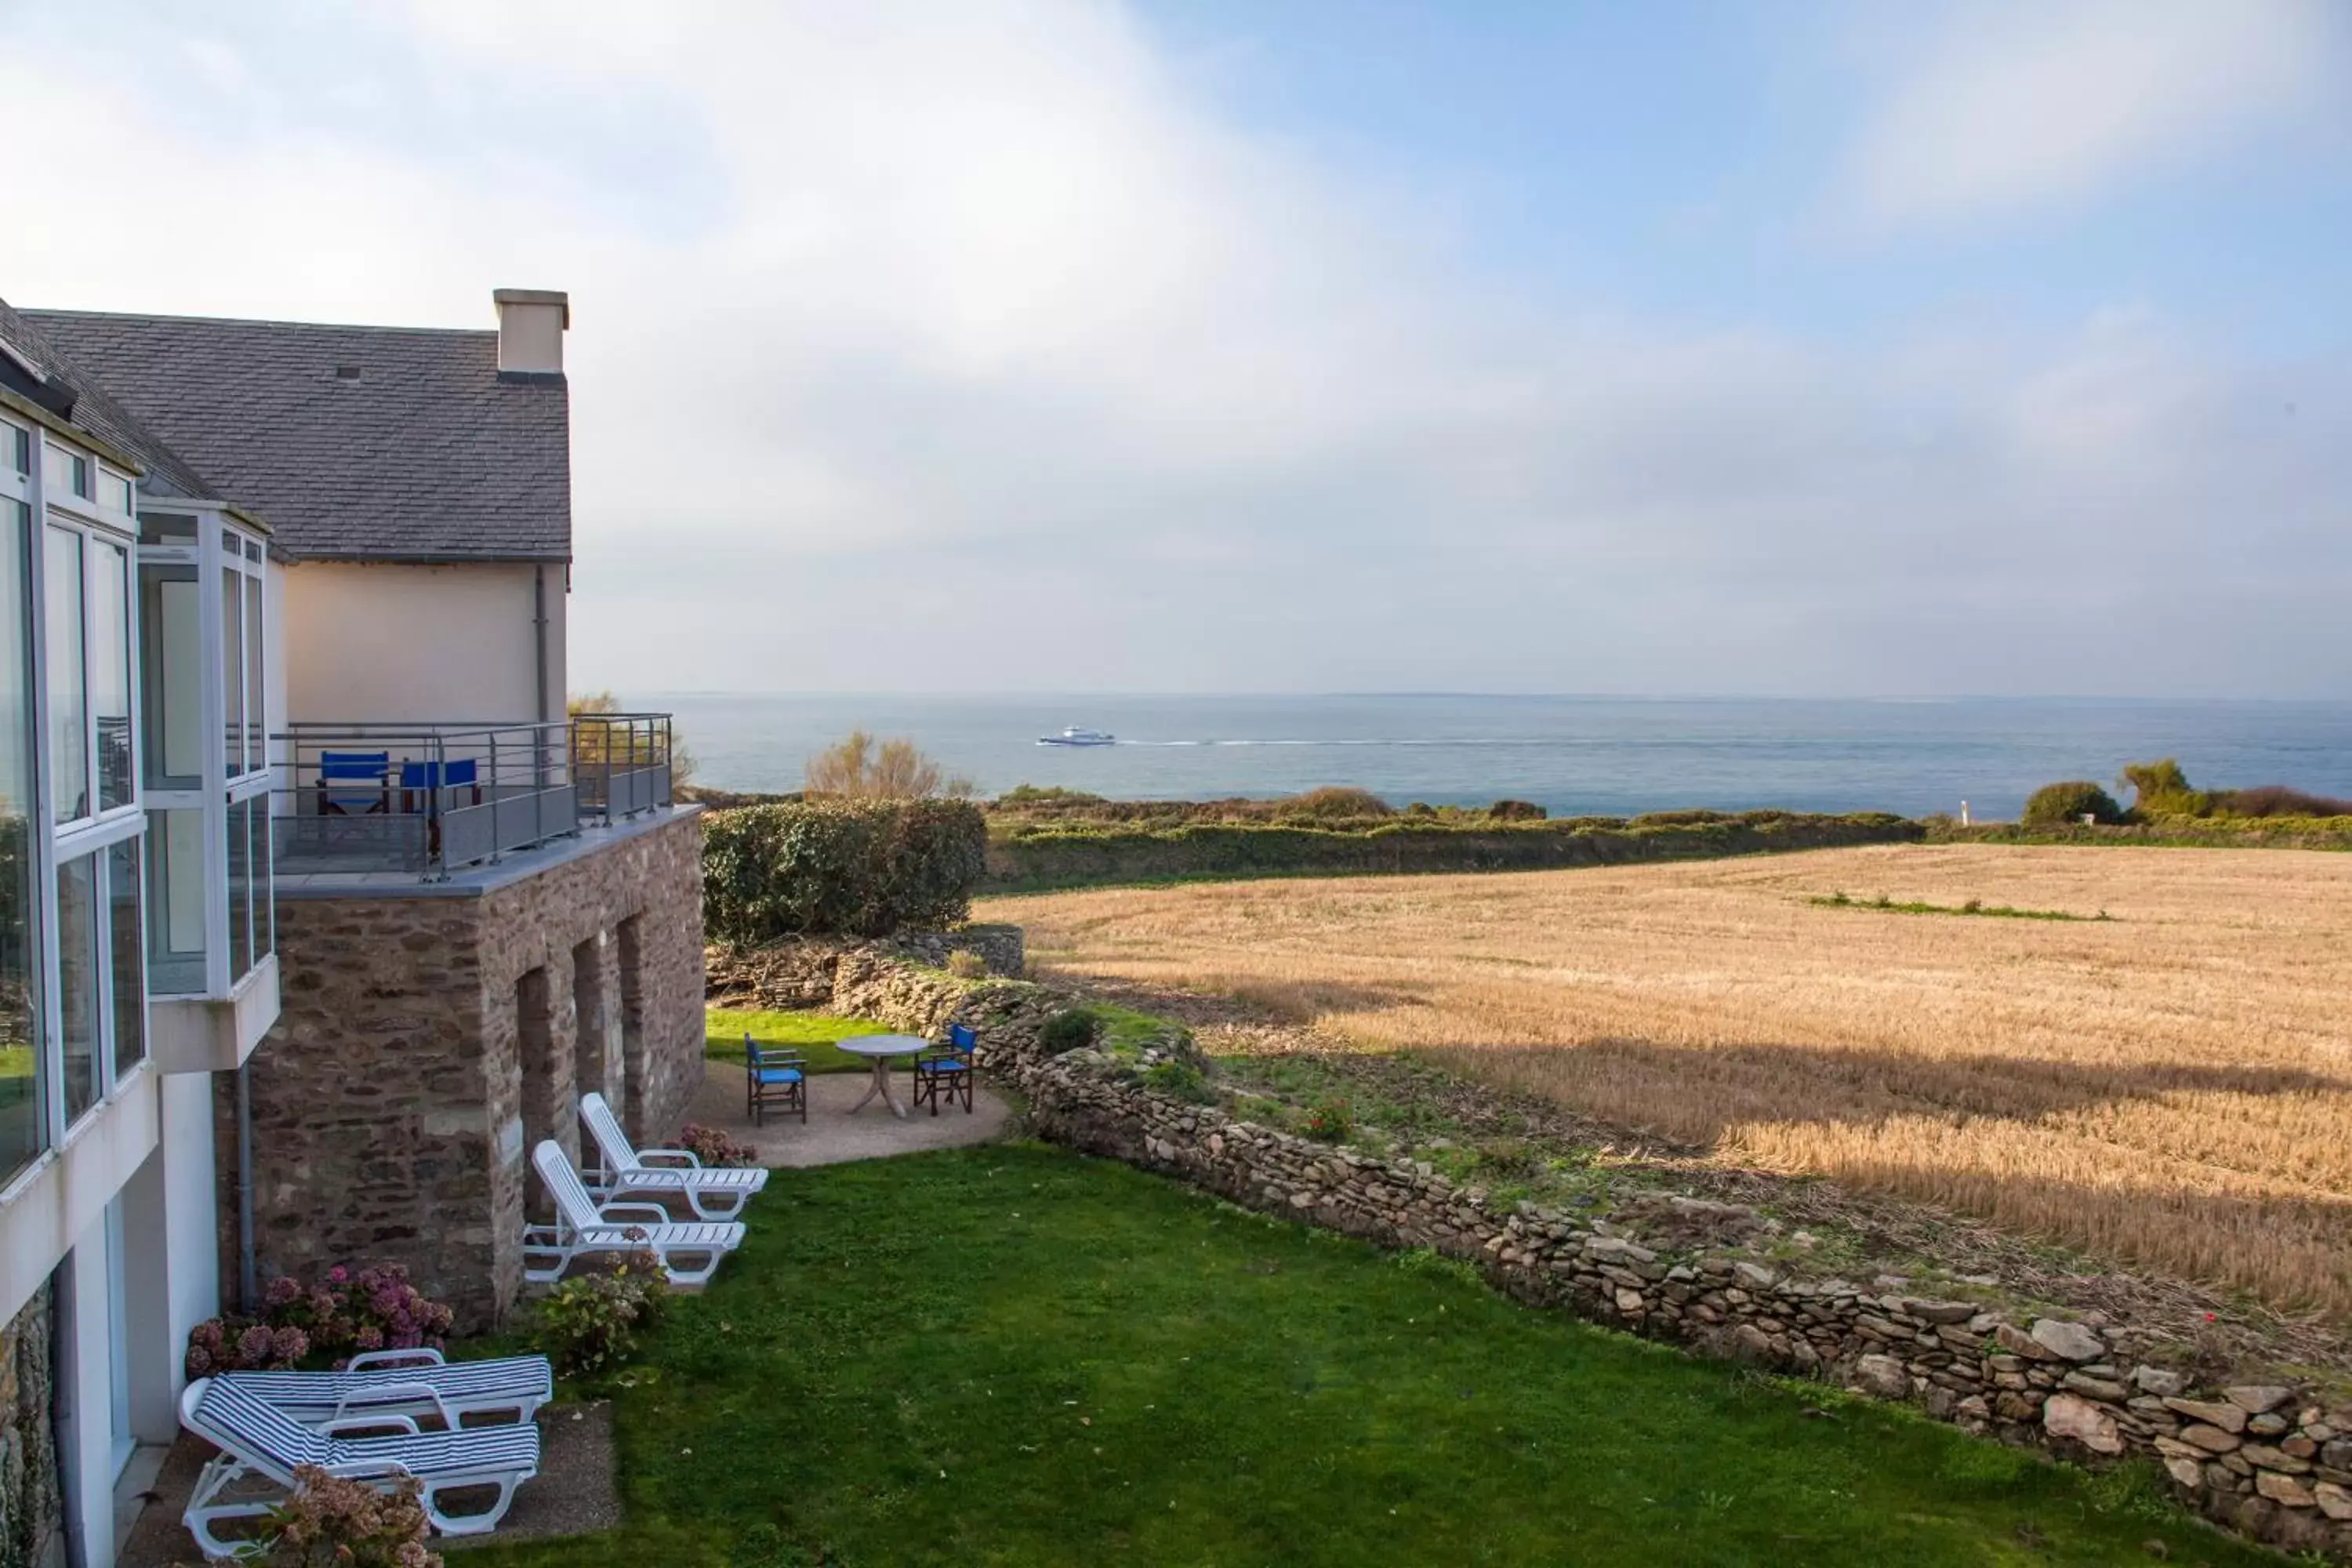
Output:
[{"xmin": 492, "ymin": 288, "xmax": 569, "ymax": 377}]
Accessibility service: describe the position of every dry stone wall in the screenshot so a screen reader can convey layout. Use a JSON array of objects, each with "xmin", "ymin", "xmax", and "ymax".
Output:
[{"xmin": 713, "ymin": 934, "xmax": 2352, "ymax": 1560}]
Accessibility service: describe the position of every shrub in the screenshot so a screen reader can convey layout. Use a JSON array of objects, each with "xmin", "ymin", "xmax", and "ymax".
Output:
[
  {"xmin": 945, "ymin": 949, "xmax": 989, "ymax": 979},
  {"xmin": 186, "ymin": 1316, "xmax": 309, "ymax": 1376},
  {"xmin": 533, "ymin": 1252, "xmax": 670, "ymax": 1377},
  {"xmin": 674, "ymin": 1123, "xmax": 758, "ymax": 1167},
  {"xmin": 1280, "ymin": 787, "xmax": 1392, "ymax": 820},
  {"xmin": 2213, "ymin": 784, "xmax": 2352, "ymax": 818},
  {"xmin": 187, "ymin": 1264, "xmax": 456, "ymax": 1377},
  {"xmin": 1301, "ymin": 1100, "xmax": 1352, "ymax": 1143},
  {"xmin": 1040, "ymin": 1008, "xmax": 1099, "ymax": 1055},
  {"xmin": 805, "ymin": 730, "xmax": 974, "ymax": 799},
  {"xmin": 2023, "ymin": 781, "xmax": 2124, "ymax": 826},
  {"xmin": 1486, "ymin": 799, "xmax": 1547, "ymax": 821},
  {"xmin": 1140, "ymin": 1059, "xmax": 1215, "ymax": 1105},
  {"xmin": 2117, "ymin": 758, "xmax": 2209, "ymax": 817},
  {"xmin": 702, "ymin": 799, "xmax": 988, "ymax": 941},
  {"xmin": 254, "ymin": 1465, "xmax": 441, "ymax": 1567}
]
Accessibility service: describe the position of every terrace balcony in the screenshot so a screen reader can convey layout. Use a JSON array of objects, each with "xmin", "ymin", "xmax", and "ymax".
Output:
[{"xmin": 271, "ymin": 712, "xmax": 679, "ymax": 887}]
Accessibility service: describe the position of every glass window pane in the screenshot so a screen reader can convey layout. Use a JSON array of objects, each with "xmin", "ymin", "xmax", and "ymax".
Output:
[
  {"xmin": 45, "ymin": 526, "xmax": 86, "ymax": 822},
  {"xmin": 109, "ymin": 840, "xmax": 144, "ymax": 1080},
  {"xmin": 244, "ymin": 571, "xmax": 263, "ymax": 770},
  {"xmin": 3, "ymin": 425, "xmax": 25, "ymax": 476},
  {"xmin": 137, "ymin": 514, "xmax": 196, "ymax": 548},
  {"xmin": 220, "ymin": 568, "xmax": 245, "ymax": 777},
  {"xmin": 226, "ymin": 797, "xmax": 251, "ymax": 982},
  {"xmin": 258, "ymin": 805, "xmax": 274, "ymax": 965},
  {"xmin": 91, "ymin": 539, "xmax": 130, "ymax": 812},
  {"xmin": 0, "ymin": 503, "xmax": 40, "ymax": 1178},
  {"xmin": 144, "ymin": 809, "xmax": 208, "ymax": 995},
  {"xmin": 42, "ymin": 447, "xmax": 89, "ymax": 500},
  {"xmin": 58, "ymin": 853, "xmax": 99, "ymax": 1126},
  {"xmin": 138, "ymin": 564, "xmax": 201, "ymax": 790},
  {"xmin": 99, "ymin": 473, "xmax": 133, "ymax": 515}
]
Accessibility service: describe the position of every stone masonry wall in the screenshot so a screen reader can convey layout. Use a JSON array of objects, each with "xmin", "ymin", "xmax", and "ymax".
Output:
[
  {"xmin": 0, "ymin": 1286, "xmax": 59, "ymax": 1568},
  {"xmin": 710, "ymin": 936, "xmax": 2352, "ymax": 1560},
  {"xmin": 233, "ymin": 808, "xmax": 707, "ymax": 1328}
]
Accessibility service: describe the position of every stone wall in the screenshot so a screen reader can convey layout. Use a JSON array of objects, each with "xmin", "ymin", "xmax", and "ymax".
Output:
[
  {"xmin": 230, "ymin": 809, "xmax": 707, "ymax": 1327},
  {"xmin": 714, "ymin": 935, "xmax": 2352, "ymax": 1560},
  {"xmin": 885, "ymin": 924, "xmax": 1024, "ymax": 978},
  {"xmin": 0, "ymin": 1286, "xmax": 57, "ymax": 1568}
]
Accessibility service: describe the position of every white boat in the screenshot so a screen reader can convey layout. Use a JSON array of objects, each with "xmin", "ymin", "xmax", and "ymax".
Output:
[{"xmin": 1037, "ymin": 726, "xmax": 1116, "ymax": 747}]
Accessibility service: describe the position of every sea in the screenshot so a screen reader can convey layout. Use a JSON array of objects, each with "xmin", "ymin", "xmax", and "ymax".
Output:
[{"xmin": 636, "ymin": 694, "xmax": 2352, "ymax": 822}]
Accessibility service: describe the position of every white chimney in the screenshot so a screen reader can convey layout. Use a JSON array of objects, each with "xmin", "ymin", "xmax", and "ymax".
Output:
[{"xmin": 492, "ymin": 288, "xmax": 569, "ymax": 376}]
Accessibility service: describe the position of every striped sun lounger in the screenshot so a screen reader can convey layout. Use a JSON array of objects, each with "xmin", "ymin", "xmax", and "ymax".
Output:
[
  {"xmin": 222, "ymin": 1348, "xmax": 552, "ymax": 1428},
  {"xmin": 180, "ymin": 1374, "xmax": 539, "ymax": 1555}
]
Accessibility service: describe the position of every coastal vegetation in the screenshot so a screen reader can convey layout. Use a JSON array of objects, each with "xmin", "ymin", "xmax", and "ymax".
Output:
[
  {"xmin": 470, "ymin": 1145, "xmax": 2256, "ymax": 1567},
  {"xmin": 2021, "ymin": 780, "xmax": 2124, "ymax": 826},
  {"xmin": 804, "ymin": 728, "xmax": 975, "ymax": 798},
  {"xmin": 985, "ymin": 842, "xmax": 2352, "ymax": 1319},
  {"xmin": 984, "ymin": 795, "xmax": 1918, "ymax": 891}
]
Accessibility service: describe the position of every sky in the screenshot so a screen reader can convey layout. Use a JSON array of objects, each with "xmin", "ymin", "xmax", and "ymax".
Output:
[{"xmin": 3, "ymin": 0, "xmax": 2349, "ymax": 699}]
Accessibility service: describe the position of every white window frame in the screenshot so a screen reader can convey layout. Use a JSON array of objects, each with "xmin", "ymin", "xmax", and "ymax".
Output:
[
  {"xmin": 23, "ymin": 426, "xmax": 150, "ymax": 1149},
  {"xmin": 0, "ymin": 415, "xmax": 29, "ymax": 496},
  {"xmin": 138, "ymin": 508, "xmax": 270, "ymax": 999}
]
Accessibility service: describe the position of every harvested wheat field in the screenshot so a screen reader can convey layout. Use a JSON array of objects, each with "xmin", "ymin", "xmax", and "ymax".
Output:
[{"xmin": 980, "ymin": 844, "xmax": 2352, "ymax": 1319}]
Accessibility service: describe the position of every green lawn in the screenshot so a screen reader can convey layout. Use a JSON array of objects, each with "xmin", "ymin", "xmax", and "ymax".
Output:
[
  {"xmin": 706, "ymin": 1008, "xmax": 896, "ymax": 1075},
  {"xmin": 474, "ymin": 1145, "xmax": 2268, "ymax": 1568}
]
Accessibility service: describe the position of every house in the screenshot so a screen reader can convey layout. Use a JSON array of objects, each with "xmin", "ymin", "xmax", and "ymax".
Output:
[
  {"xmin": 32, "ymin": 291, "xmax": 708, "ymax": 1323},
  {"xmin": 0, "ymin": 295, "xmax": 271, "ymax": 1566},
  {"xmin": 0, "ymin": 287, "xmax": 707, "ymax": 1565}
]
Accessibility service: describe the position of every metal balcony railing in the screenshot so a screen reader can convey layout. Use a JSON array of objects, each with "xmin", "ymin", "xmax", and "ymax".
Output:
[{"xmin": 272, "ymin": 713, "xmax": 676, "ymax": 880}]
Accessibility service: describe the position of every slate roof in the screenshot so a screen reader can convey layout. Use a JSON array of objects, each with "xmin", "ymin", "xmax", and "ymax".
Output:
[
  {"xmin": 22, "ymin": 309, "xmax": 570, "ymax": 563},
  {"xmin": 0, "ymin": 297, "xmax": 221, "ymax": 499}
]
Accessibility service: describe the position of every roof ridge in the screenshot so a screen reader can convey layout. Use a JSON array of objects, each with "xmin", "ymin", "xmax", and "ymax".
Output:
[{"xmin": 25, "ymin": 307, "xmax": 492, "ymax": 339}]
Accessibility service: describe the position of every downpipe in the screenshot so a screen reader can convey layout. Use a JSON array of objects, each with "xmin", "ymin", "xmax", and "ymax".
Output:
[{"xmin": 236, "ymin": 1065, "xmax": 257, "ymax": 1313}]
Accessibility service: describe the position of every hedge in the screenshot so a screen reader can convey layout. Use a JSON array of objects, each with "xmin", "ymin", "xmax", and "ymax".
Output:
[
  {"xmin": 980, "ymin": 811, "xmax": 1921, "ymax": 892},
  {"xmin": 702, "ymin": 800, "xmax": 988, "ymax": 942}
]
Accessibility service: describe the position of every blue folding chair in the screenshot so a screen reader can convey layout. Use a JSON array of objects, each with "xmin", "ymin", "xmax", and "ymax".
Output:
[
  {"xmin": 744, "ymin": 1035, "xmax": 807, "ymax": 1127},
  {"xmin": 913, "ymin": 1023, "xmax": 977, "ymax": 1116},
  {"xmin": 318, "ymin": 751, "xmax": 390, "ymax": 815}
]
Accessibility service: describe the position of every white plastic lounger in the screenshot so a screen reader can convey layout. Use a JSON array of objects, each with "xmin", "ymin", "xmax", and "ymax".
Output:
[
  {"xmin": 180, "ymin": 1374, "xmax": 539, "ymax": 1555},
  {"xmin": 580, "ymin": 1091, "xmax": 770, "ymax": 1221},
  {"xmin": 522, "ymin": 1139, "xmax": 744, "ymax": 1287},
  {"xmin": 223, "ymin": 1348, "xmax": 553, "ymax": 1428}
]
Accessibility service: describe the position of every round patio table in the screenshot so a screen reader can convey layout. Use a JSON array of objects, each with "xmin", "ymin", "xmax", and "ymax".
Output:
[{"xmin": 836, "ymin": 1034, "xmax": 930, "ymax": 1120}]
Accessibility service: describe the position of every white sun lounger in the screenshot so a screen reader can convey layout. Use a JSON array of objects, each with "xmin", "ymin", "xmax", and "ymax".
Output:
[
  {"xmin": 223, "ymin": 1348, "xmax": 553, "ymax": 1428},
  {"xmin": 180, "ymin": 1374, "xmax": 539, "ymax": 1555},
  {"xmin": 522, "ymin": 1138, "xmax": 744, "ymax": 1287},
  {"xmin": 579, "ymin": 1091, "xmax": 770, "ymax": 1221}
]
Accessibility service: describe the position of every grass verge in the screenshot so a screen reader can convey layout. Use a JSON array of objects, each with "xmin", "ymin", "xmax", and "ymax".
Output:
[
  {"xmin": 705, "ymin": 1007, "xmax": 896, "ymax": 1074},
  {"xmin": 469, "ymin": 1144, "xmax": 2263, "ymax": 1567}
]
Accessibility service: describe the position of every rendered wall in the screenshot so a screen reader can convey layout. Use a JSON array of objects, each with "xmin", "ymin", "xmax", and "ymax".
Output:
[{"xmin": 280, "ymin": 560, "xmax": 567, "ymax": 726}]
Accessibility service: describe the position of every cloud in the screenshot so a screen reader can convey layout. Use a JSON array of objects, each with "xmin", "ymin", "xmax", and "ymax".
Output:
[
  {"xmin": 1, "ymin": 1, "xmax": 2346, "ymax": 699},
  {"xmin": 1837, "ymin": 0, "xmax": 2347, "ymax": 230}
]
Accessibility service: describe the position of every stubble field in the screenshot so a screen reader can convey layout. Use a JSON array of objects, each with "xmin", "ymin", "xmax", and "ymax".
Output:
[{"xmin": 979, "ymin": 844, "xmax": 2352, "ymax": 1319}]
